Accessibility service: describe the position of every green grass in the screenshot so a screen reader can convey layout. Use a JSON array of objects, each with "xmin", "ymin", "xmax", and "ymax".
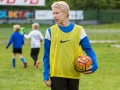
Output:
[
  {"xmin": 0, "ymin": 24, "xmax": 48, "ymax": 40},
  {"xmin": 80, "ymin": 43, "xmax": 120, "ymax": 90},
  {"xmin": 0, "ymin": 23, "xmax": 120, "ymax": 40},
  {"xmin": 0, "ymin": 44, "xmax": 49, "ymax": 90},
  {"xmin": 0, "ymin": 23, "xmax": 120, "ymax": 90}
]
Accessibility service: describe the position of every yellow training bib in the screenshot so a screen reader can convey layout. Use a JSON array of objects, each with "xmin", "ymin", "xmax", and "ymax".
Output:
[{"xmin": 50, "ymin": 24, "xmax": 83, "ymax": 79}]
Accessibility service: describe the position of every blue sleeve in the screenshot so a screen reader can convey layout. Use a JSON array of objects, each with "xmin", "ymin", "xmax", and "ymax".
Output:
[
  {"xmin": 80, "ymin": 36, "xmax": 98, "ymax": 72},
  {"xmin": 43, "ymin": 39, "xmax": 51, "ymax": 80},
  {"xmin": 6, "ymin": 34, "xmax": 14, "ymax": 48},
  {"xmin": 43, "ymin": 28, "xmax": 51, "ymax": 80},
  {"xmin": 22, "ymin": 36, "xmax": 24, "ymax": 45}
]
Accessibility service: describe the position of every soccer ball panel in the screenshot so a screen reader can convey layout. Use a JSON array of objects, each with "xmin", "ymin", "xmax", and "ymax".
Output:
[{"xmin": 75, "ymin": 55, "xmax": 92, "ymax": 72}]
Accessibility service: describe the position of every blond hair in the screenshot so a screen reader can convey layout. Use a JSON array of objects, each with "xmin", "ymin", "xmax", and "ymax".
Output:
[
  {"xmin": 13, "ymin": 24, "xmax": 20, "ymax": 32},
  {"xmin": 51, "ymin": 1, "xmax": 70, "ymax": 18},
  {"xmin": 32, "ymin": 23, "xmax": 39, "ymax": 29}
]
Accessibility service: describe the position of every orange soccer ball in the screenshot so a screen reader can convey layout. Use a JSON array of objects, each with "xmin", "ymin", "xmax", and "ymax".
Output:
[{"xmin": 75, "ymin": 55, "xmax": 92, "ymax": 72}]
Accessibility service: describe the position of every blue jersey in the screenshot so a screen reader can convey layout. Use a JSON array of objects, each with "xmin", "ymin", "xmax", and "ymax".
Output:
[
  {"xmin": 6, "ymin": 32, "xmax": 24, "ymax": 49},
  {"xmin": 43, "ymin": 22, "xmax": 98, "ymax": 80}
]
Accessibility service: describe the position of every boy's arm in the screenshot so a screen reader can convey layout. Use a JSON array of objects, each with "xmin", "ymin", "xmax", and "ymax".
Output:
[
  {"xmin": 24, "ymin": 31, "xmax": 32, "ymax": 39},
  {"xmin": 40, "ymin": 32, "xmax": 44, "ymax": 42},
  {"xmin": 80, "ymin": 36, "xmax": 98, "ymax": 72},
  {"xmin": 22, "ymin": 36, "xmax": 24, "ymax": 45},
  {"xmin": 6, "ymin": 34, "xmax": 14, "ymax": 49},
  {"xmin": 40, "ymin": 38, "xmax": 43, "ymax": 42},
  {"xmin": 80, "ymin": 28, "xmax": 98, "ymax": 73},
  {"xmin": 43, "ymin": 28, "xmax": 51, "ymax": 80}
]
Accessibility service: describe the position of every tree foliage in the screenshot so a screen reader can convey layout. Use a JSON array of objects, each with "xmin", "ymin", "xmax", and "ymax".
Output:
[{"xmin": 0, "ymin": 0, "xmax": 120, "ymax": 10}]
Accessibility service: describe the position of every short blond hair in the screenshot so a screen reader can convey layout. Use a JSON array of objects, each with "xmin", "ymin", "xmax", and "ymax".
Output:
[
  {"xmin": 32, "ymin": 23, "xmax": 39, "ymax": 29},
  {"xmin": 51, "ymin": 1, "xmax": 70, "ymax": 18},
  {"xmin": 13, "ymin": 24, "xmax": 20, "ymax": 32}
]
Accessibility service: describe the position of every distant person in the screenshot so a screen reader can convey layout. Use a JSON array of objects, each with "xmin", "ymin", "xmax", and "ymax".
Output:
[
  {"xmin": 43, "ymin": 1, "xmax": 98, "ymax": 90},
  {"xmin": 24, "ymin": 23, "xmax": 44, "ymax": 68},
  {"xmin": 6, "ymin": 24, "xmax": 27, "ymax": 68}
]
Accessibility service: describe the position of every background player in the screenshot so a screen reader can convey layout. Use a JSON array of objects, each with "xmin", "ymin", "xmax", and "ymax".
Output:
[
  {"xmin": 24, "ymin": 23, "xmax": 44, "ymax": 68},
  {"xmin": 6, "ymin": 24, "xmax": 27, "ymax": 68}
]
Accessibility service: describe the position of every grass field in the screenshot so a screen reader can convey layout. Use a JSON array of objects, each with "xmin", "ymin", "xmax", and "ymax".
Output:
[{"xmin": 0, "ymin": 23, "xmax": 120, "ymax": 90}]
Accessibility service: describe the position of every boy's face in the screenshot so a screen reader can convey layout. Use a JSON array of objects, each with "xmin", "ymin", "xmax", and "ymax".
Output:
[{"xmin": 52, "ymin": 7, "xmax": 67, "ymax": 24}]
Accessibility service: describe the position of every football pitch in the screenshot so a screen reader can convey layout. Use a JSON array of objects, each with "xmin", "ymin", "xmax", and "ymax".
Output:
[{"xmin": 0, "ymin": 23, "xmax": 120, "ymax": 90}]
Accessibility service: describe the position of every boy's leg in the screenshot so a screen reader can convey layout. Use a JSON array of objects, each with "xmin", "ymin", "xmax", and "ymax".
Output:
[
  {"xmin": 50, "ymin": 77, "xmax": 68, "ymax": 90},
  {"xmin": 12, "ymin": 58, "xmax": 16, "ymax": 68},
  {"xmin": 18, "ymin": 48, "xmax": 27, "ymax": 68},
  {"xmin": 12, "ymin": 50, "xmax": 16, "ymax": 68},
  {"xmin": 20, "ymin": 57, "xmax": 27, "ymax": 67},
  {"xmin": 19, "ymin": 54, "xmax": 27, "ymax": 68},
  {"xmin": 34, "ymin": 48, "xmax": 40, "ymax": 68},
  {"xmin": 30, "ymin": 48, "xmax": 37, "ymax": 66},
  {"xmin": 67, "ymin": 78, "xmax": 79, "ymax": 90},
  {"xmin": 50, "ymin": 77, "xmax": 79, "ymax": 90},
  {"xmin": 19, "ymin": 54, "xmax": 26, "ymax": 64},
  {"xmin": 13, "ymin": 48, "xmax": 27, "ymax": 68},
  {"xmin": 20, "ymin": 56, "xmax": 26, "ymax": 63},
  {"xmin": 35, "ymin": 60, "xmax": 40, "ymax": 68},
  {"xmin": 30, "ymin": 48, "xmax": 40, "ymax": 68}
]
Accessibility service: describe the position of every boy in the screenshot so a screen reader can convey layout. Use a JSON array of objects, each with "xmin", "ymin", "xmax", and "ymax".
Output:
[
  {"xmin": 24, "ymin": 23, "xmax": 44, "ymax": 68},
  {"xmin": 6, "ymin": 24, "xmax": 27, "ymax": 68},
  {"xmin": 43, "ymin": 1, "xmax": 98, "ymax": 90}
]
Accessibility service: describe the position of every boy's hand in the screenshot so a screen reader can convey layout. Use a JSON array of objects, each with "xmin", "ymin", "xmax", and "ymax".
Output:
[
  {"xmin": 44, "ymin": 77, "xmax": 52, "ymax": 87},
  {"xmin": 83, "ymin": 66, "xmax": 92, "ymax": 74}
]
